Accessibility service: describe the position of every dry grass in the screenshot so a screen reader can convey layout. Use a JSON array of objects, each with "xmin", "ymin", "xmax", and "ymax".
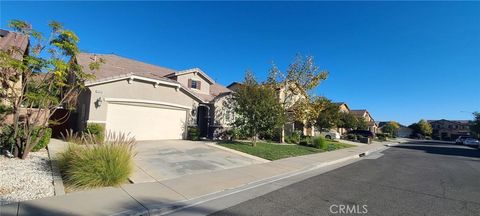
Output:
[{"xmin": 57, "ymin": 131, "xmax": 136, "ymax": 189}]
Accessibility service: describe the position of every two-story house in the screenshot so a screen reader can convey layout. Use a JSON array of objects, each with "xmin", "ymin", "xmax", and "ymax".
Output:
[
  {"xmin": 428, "ymin": 119, "xmax": 471, "ymax": 140},
  {"xmin": 350, "ymin": 109, "xmax": 378, "ymax": 133},
  {"xmin": 74, "ymin": 53, "xmax": 233, "ymax": 140}
]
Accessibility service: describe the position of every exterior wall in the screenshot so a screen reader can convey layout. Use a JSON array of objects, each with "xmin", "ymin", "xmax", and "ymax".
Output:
[
  {"xmin": 1, "ymin": 76, "xmax": 22, "ymax": 107},
  {"xmin": 209, "ymin": 94, "xmax": 235, "ymax": 139},
  {"xmin": 175, "ymin": 72, "xmax": 211, "ymax": 95},
  {"xmin": 3, "ymin": 108, "xmax": 49, "ymax": 126},
  {"xmin": 338, "ymin": 104, "xmax": 349, "ymax": 113},
  {"xmin": 278, "ymin": 85, "xmax": 304, "ymax": 110},
  {"xmin": 211, "ymin": 94, "xmax": 234, "ymax": 127},
  {"xmin": 85, "ymin": 79, "xmax": 201, "ymax": 126}
]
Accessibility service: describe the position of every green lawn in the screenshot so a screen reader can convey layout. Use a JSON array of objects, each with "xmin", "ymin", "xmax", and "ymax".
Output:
[{"xmin": 218, "ymin": 140, "xmax": 355, "ymax": 161}]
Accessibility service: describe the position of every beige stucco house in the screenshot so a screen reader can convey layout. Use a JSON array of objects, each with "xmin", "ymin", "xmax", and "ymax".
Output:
[
  {"xmin": 75, "ymin": 53, "xmax": 233, "ymax": 140},
  {"xmin": 350, "ymin": 109, "xmax": 378, "ymax": 133},
  {"xmin": 0, "ymin": 29, "xmax": 29, "ymax": 107}
]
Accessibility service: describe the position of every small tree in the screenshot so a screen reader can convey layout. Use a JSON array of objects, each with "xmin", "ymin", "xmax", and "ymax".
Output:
[
  {"xmin": 0, "ymin": 20, "xmax": 102, "ymax": 159},
  {"xmin": 232, "ymin": 71, "xmax": 285, "ymax": 146},
  {"xmin": 382, "ymin": 121, "xmax": 400, "ymax": 137},
  {"xmin": 409, "ymin": 119, "xmax": 432, "ymax": 137},
  {"xmin": 314, "ymin": 98, "xmax": 341, "ymax": 131}
]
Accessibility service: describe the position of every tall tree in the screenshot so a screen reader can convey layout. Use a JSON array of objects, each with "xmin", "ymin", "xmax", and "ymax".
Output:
[
  {"xmin": 339, "ymin": 112, "xmax": 358, "ymax": 130},
  {"xmin": 269, "ymin": 55, "xmax": 328, "ymax": 140},
  {"xmin": 314, "ymin": 98, "xmax": 341, "ymax": 131},
  {"xmin": 0, "ymin": 20, "xmax": 102, "ymax": 158},
  {"xmin": 231, "ymin": 71, "xmax": 285, "ymax": 146},
  {"xmin": 356, "ymin": 117, "xmax": 369, "ymax": 130},
  {"xmin": 409, "ymin": 119, "xmax": 433, "ymax": 137}
]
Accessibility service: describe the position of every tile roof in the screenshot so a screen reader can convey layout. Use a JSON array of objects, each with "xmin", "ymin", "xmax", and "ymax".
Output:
[
  {"xmin": 349, "ymin": 109, "xmax": 368, "ymax": 116},
  {"xmin": 76, "ymin": 53, "xmax": 231, "ymax": 102},
  {"xmin": 428, "ymin": 119, "xmax": 470, "ymax": 124},
  {"xmin": 76, "ymin": 53, "xmax": 176, "ymax": 80},
  {"xmin": 0, "ymin": 29, "xmax": 29, "ymax": 60}
]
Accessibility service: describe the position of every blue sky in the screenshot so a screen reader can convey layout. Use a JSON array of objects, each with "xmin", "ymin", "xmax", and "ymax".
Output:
[{"xmin": 1, "ymin": 1, "xmax": 479, "ymax": 125}]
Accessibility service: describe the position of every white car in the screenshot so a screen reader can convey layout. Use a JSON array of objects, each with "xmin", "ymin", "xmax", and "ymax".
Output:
[
  {"xmin": 463, "ymin": 138, "xmax": 480, "ymax": 147},
  {"xmin": 316, "ymin": 130, "xmax": 341, "ymax": 140},
  {"xmin": 455, "ymin": 136, "xmax": 472, "ymax": 144}
]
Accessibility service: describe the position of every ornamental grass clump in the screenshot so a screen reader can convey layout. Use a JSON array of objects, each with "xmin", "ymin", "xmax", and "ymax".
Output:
[{"xmin": 58, "ymin": 132, "xmax": 136, "ymax": 189}]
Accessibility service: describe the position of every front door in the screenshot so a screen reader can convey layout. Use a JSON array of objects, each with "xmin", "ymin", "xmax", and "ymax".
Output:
[{"xmin": 197, "ymin": 106, "xmax": 210, "ymax": 138}]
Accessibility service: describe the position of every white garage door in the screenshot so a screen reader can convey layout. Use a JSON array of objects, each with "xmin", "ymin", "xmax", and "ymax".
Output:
[{"xmin": 106, "ymin": 103, "xmax": 187, "ymax": 140}]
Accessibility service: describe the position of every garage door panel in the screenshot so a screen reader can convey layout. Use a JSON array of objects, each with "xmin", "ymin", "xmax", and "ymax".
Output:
[{"xmin": 106, "ymin": 103, "xmax": 186, "ymax": 140}]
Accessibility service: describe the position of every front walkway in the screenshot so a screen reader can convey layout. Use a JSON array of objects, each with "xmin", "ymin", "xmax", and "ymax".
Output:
[
  {"xmin": 1, "ymin": 140, "xmax": 406, "ymax": 216},
  {"xmin": 131, "ymin": 140, "xmax": 267, "ymax": 183}
]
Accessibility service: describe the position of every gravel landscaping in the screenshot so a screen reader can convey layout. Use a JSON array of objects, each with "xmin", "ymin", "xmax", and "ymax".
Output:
[{"xmin": 0, "ymin": 149, "xmax": 55, "ymax": 205}]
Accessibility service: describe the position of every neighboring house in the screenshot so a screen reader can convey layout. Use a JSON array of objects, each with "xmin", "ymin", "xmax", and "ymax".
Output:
[
  {"xmin": 428, "ymin": 119, "xmax": 471, "ymax": 140},
  {"xmin": 277, "ymin": 83, "xmax": 315, "ymax": 137},
  {"xmin": 350, "ymin": 109, "xmax": 378, "ymax": 133},
  {"xmin": 74, "ymin": 53, "xmax": 232, "ymax": 140},
  {"xmin": 377, "ymin": 121, "xmax": 413, "ymax": 138},
  {"xmin": 0, "ymin": 29, "xmax": 29, "ymax": 107},
  {"xmin": 227, "ymin": 81, "xmax": 315, "ymax": 138},
  {"xmin": 333, "ymin": 102, "xmax": 350, "ymax": 135}
]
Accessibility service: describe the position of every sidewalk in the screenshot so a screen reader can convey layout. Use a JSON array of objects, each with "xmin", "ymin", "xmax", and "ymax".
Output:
[{"xmin": 1, "ymin": 140, "xmax": 405, "ymax": 216}]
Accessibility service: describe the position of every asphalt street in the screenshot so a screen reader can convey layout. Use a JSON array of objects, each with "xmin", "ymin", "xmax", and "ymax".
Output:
[{"xmin": 210, "ymin": 142, "xmax": 480, "ymax": 216}]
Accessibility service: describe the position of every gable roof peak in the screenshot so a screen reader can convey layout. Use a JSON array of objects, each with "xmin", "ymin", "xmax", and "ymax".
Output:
[{"xmin": 169, "ymin": 67, "xmax": 215, "ymax": 84}]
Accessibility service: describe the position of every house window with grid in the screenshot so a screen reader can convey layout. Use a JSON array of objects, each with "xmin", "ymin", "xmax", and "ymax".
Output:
[
  {"xmin": 191, "ymin": 80, "xmax": 198, "ymax": 89},
  {"xmin": 189, "ymin": 79, "xmax": 201, "ymax": 90}
]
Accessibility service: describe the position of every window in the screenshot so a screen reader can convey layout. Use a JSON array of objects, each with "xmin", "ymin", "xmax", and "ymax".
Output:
[
  {"xmin": 191, "ymin": 80, "xmax": 198, "ymax": 89},
  {"xmin": 189, "ymin": 79, "xmax": 201, "ymax": 90}
]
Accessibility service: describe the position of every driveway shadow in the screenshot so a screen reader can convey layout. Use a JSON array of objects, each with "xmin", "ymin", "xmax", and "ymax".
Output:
[{"xmin": 392, "ymin": 143, "xmax": 480, "ymax": 158}]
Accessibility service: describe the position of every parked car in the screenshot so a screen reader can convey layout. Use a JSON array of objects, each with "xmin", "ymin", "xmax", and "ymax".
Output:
[
  {"xmin": 462, "ymin": 138, "xmax": 480, "ymax": 147},
  {"xmin": 316, "ymin": 130, "xmax": 341, "ymax": 140},
  {"xmin": 347, "ymin": 130, "xmax": 375, "ymax": 138},
  {"xmin": 455, "ymin": 136, "xmax": 472, "ymax": 144}
]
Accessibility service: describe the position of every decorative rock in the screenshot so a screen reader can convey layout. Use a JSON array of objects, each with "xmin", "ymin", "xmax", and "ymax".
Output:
[{"xmin": 0, "ymin": 150, "xmax": 54, "ymax": 205}]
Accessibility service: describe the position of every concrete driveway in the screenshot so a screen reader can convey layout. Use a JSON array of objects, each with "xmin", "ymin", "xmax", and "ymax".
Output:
[{"xmin": 130, "ymin": 140, "xmax": 266, "ymax": 183}]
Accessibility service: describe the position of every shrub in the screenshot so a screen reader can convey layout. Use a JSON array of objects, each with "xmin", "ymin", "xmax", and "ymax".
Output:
[
  {"xmin": 313, "ymin": 136, "xmax": 327, "ymax": 149},
  {"xmin": 31, "ymin": 128, "xmax": 52, "ymax": 152},
  {"xmin": 0, "ymin": 125, "xmax": 15, "ymax": 150},
  {"xmin": 61, "ymin": 129, "xmax": 84, "ymax": 144},
  {"xmin": 0, "ymin": 126, "xmax": 52, "ymax": 152},
  {"xmin": 187, "ymin": 126, "xmax": 200, "ymax": 141},
  {"xmin": 345, "ymin": 134, "xmax": 356, "ymax": 140},
  {"xmin": 375, "ymin": 133, "xmax": 388, "ymax": 141},
  {"xmin": 85, "ymin": 123, "xmax": 105, "ymax": 142},
  {"xmin": 299, "ymin": 136, "xmax": 313, "ymax": 146},
  {"xmin": 287, "ymin": 131, "xmax": 302, "ymax": 144},
  {"xmin": 284, "ymin": 135, "xmax": 292, "ymax": 144},
  {"xmin": 57, "ymin": 132, "xmax": 135, "ymax": 188}
]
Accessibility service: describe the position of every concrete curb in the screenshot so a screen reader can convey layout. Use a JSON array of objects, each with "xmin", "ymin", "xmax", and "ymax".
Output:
[
  {"xmin": 205, "ymin": 142, "xmax": 271, "ymax": 163},
  {"xmin": 46, "ymin": 141, "xmax": 65, "ymax": 196}
]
